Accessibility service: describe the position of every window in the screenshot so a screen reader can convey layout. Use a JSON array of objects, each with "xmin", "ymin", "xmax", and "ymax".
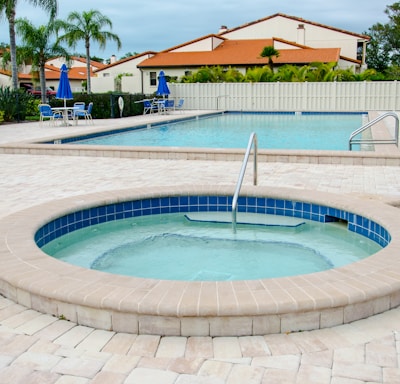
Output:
[
  {"xmin": 357, "ymin": 42, "xmax": 364, "ymax": 62},
  {"xmin": 150, "ymin": 72, "xmax": 157, "ymax": 86}
]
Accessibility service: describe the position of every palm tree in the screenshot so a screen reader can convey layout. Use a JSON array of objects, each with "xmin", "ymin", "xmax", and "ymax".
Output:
[
  {"xmin": 15, "ymin": 17, "xmax": 69, "ymax": 103},
  {"xmin": 306, "ymin": 62, "xmax": 338, "ymax": 82},
  {"xmin": 57, "ymin": 9, "xmax": 121, "ymax": 93},
  {"xmin": 0, "ymin": 0, "xmax": 57, "ymax": 89},
  {"xmin": 260, "ymin": 46, "xmax": 280, "ymax": 71},
  {"xmin": 275, "ymin": 64, "xmax": 309, "ymax": 82},
  {"xmin": 245, "ymin": 66, "xmax": 274, "ymax": 82}
]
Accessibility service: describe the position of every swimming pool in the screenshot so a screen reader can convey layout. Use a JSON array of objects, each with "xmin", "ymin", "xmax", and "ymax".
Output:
[{"xmin": 70, "ymin": 112, "xmax": 366, "ymax": 151}]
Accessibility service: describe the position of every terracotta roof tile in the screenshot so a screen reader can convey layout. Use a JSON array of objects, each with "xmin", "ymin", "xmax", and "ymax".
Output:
[{"xmin": 138, "ymin": 39, "xmax": 340, "ymax": 68}]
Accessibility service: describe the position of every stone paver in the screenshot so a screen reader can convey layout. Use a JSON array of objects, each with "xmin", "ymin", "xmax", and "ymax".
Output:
[
  {"xmin": 51, "ymin": 356, "xmax": 105, "ymax": 378},
  {"xmin": 213, "ymin": 337, "xmax": 242, "ymax": 359},
  {"xmin": 185, "ymin": 337, "xmax": 214, "ymax": 359},
  {"xmin": 124, "ymin": 367, "xmax": 178, "ymax": 384},
  {"xmin": 15, "ymin": 314, "xmax": 59, "ymax": 336},
  {"xmin": 0, "ymin": 114, "xmax": 399, "ymax": 382},
  {"xmin": 54, "ymin": 326, "xmax": 94, "ymax": 348},
  {"xmin": 75, "ymin": 330, "xmax": 115, "ymax": 352},
  {"xmin": 226, "ymin": 364, "xmax": 265, "ymax": 384},
  {"xmin": 127, "ymin": 334, "xmax": 160, "ymax": 357},
  {"xmin": 156, "ymin": 336, "xmax": 187, "ymax": 358},
  {"xmin": 12, "ymin": 350, "xmax": 62, "ymax": 371}
]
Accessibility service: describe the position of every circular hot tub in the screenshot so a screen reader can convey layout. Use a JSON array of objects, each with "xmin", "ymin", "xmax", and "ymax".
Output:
[
  {"xmin": 0, "ymin": 185, "xmax": 399, "ymax": 336},
  {"xmin": 38, "ymin": 193, "xmax": 384, "ymax": 281}
]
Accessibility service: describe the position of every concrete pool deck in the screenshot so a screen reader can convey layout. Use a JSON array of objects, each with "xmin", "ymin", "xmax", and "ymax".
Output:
[{"xmin": 1, "ymin": 111, "xmax": 400, "ymax": 382}]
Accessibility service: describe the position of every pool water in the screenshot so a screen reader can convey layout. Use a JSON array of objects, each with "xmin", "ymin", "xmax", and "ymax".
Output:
[
  {"xmin": 73, "ymin": 113, "xmax": 365, "ymax": 150},
  {"xmin": 42, "ymin": 212, "xmax": 381, "ymax": 281}
]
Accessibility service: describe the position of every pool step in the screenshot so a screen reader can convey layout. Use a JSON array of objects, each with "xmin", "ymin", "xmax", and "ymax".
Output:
[{"xmin": 184, "ymin": 212, "xmax": 306, "ymax": 228}]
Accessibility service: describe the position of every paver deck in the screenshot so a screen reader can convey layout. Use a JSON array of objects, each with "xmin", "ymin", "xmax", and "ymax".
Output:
[{"xmin": 0, "ymin": 111, "xmax": 400, "ymax": 382}]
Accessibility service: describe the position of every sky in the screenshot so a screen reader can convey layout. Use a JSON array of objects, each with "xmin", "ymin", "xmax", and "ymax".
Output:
[{"xmin": 0, "ymin": 0, "xmax": 389, "ymax": 62}]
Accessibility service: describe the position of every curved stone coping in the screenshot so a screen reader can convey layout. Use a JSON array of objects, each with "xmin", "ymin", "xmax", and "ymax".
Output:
[{"xmin": 1, "ymin": 185, "xmax": 400, "ymax": 336}]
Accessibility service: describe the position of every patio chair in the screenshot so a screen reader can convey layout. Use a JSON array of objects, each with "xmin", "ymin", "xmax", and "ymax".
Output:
[
  {"xmin": 72, "ymin": 102, "xmax": 85, "ymax": 124},
  {"xmin": 143, "ymin": 99, "xmax": 158, "ymax": 114},
  {"xmin": 164, "ymin": 99, "xmax": 175, "ymax": 113},
  {"xmin": 74, "ymin": 102, "xmax": 85, "ymax": 110},
  {"xmin": 74, "ymin": 102, "xmax": 93, "ymax": 124},
  {"xmin": 38, "ymin": 103, "xmax": 63, "ymax": 126},
  {"xmin": 175, "ymin": 99, "xmax": 184, "ymax": 112}
]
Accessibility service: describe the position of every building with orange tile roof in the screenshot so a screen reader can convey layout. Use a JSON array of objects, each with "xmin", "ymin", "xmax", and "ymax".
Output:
[
  {"xmin": 0, "ymin": 56, "xmax": 105, "ymax": 93},
  {"xmin": 1, "ymin": 13, "xmax": 366, "ymax": 95},
  {"xmin": 92, "ymin": 13, "xmax": 369, "ymax": 95}
]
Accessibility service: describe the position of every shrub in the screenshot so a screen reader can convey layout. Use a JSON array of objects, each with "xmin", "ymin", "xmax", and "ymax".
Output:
[
  {"xmin": 0, "ymin": 86, "xmax": 31, "ymax": 121},
  {"xmin": 49, "ymin": 92, "xmax": 146, "ymax": 118}
]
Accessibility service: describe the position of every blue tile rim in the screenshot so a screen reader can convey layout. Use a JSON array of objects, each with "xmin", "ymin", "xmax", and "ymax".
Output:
[{"xmin": 35, "ymin": 195, "xmax": 390, "ymax": 249}]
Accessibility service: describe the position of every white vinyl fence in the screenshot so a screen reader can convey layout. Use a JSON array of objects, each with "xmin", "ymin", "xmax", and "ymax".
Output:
[{"xmin": 169, "ymin": 81, "xmax": 400, "ymax": 112}]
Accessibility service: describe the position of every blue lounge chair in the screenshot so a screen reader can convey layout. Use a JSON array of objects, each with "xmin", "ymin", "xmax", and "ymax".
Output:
[
  {"xmin": 175, "ymin": 99, "xmax": 184, "ymax": 112},
  {"xmin": 74, "ymin": 102, "xmax": 93, "ymax": 124},
  {"xmin": 164, "ymin": 99, "xmax": 175, "ymax": 113},
  {"xmin": 143, "ymin": 99, "xmax": 158, "ymax": 114},
  {"xmin": 72, "ymin": 102, "xmax": 85, "ymax": 123},
  {"xmin": 38, "ymin": 103, "xmax": 63, "ymax": 126}
]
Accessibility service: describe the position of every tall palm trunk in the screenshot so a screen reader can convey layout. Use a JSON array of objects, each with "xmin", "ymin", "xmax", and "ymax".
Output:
[
  {"xmin": 39, "ymin": 59, "xmax": 47, "ymax": 103},
  {"xmin": 8, "ymin": 7, "xmax": 18, "ymax": 89},
  {"xmin": 85, "ymin": 39, "xmax": 91, "ymax": 94}
]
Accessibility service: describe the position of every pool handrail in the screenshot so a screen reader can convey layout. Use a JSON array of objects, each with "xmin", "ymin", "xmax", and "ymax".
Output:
[
  {"xmin": 232, "ymin": 132, "xmax": 258, "ymax": 232},
  {"xmin": 349, "ymin": 112, "xmax": 399, "ymax": 150}
]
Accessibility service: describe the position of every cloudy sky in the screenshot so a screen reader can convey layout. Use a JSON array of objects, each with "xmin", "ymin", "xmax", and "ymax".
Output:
[{"xmin": 0, "ymin": 0, "xmax": 389, "ymax": 61}]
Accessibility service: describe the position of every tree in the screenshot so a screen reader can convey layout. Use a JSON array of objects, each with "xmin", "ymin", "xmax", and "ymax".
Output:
[
  {"xmin": 274, "ymin": 65, "xmax": 308, "ymax": 82},
  {"xmin": 0, "ymin": 0, "xmax": 57, "ymax": 89},
  {"xmin": 365, "ymin": 2, "xmax": 400, "ymax": 71},
  {"xmin": 306, "ymin": 62, "xmax": 338, "ymax": 82},
  {"xmin": 245, "ymin": 66, "xmax": 275, "ymax": 82},
  {"xmin": 57, "ymin": 9, "xmax": 121, "ymax": 93},
  {"xmin": 260, "ymin": 46, "xmax": 280, "ymax": 71},
  {"xmin": 15, "ymin": 17, "xmax": 69, "ymax": 103},
  {"xmin": 120, "ymin": 52, "xmax": 139, "ymax": 60}
]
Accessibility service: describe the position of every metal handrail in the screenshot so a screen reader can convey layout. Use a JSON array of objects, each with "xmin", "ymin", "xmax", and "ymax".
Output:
[
  {"xmin": 349, "ymin": 112, "xmax": 399, "ymax": 150},
  {"xmin": 232, "ymin": 132, "xmax": 258, "ymax": 233}
]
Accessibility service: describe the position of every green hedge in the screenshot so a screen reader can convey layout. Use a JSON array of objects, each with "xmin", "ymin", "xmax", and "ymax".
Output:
[
  {"xmin": 0, "ymin": 86, "xmax": 31, "ymax": 121},
  {"xmin": 49, "ymin": 93, "xmax": 148, "ymax": 119}
]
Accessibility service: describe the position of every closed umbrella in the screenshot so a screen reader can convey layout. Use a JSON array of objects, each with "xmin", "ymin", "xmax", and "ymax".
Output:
[
  {"xmin": 156, "ymin": 70, "xmax": 170, "ymax": 97},
  {"xmin": 56, "ymin": 63, "xmax": 73, "ymax": 108}
]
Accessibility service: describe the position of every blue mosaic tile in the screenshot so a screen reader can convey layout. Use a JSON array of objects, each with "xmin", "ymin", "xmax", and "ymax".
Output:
[
  {"xmin": 35, "ymin": 195, "xmax": 390, "ymax": 249},
  {"xmin": 180, "ymin": 196, "xmax": 189, "ymax": 206},
  {"xmin": 199, "ymin": 196, "xmax": 208, "ymax": 205},
  {"xmin": 189, "ymin": 196, "xmax": 198, "ymax": 205},
  {"xmin": 169, "ymin": 196, "xmax": 179, "ymax": 207},
  {"xmin": 142, "ymin": 199, "xmax": 151, "ymax": 209},
  {"xmin": 276, "ymin": 199, "xmax": 285, "ymax": 209}
]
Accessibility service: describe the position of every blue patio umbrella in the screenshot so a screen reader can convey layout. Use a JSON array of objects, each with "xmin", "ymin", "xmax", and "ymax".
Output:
[
  {"xmin": 56, "ymin": 63, "xmax": 73, "ymax": 107},
  {"xmin": 156, "ymin": 70, "xmax": 170, "ymax": 97}
]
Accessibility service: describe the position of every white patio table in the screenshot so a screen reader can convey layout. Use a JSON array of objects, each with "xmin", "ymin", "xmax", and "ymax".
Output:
[{"xmin": 52, "ymin": 106, "xmax": 80, "ymax": 126}]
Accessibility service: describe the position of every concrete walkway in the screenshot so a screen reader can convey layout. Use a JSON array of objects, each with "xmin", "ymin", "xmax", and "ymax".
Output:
[{"xmin": 1, "ymin": 113, "xmax": 400, "ymax": 383}]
